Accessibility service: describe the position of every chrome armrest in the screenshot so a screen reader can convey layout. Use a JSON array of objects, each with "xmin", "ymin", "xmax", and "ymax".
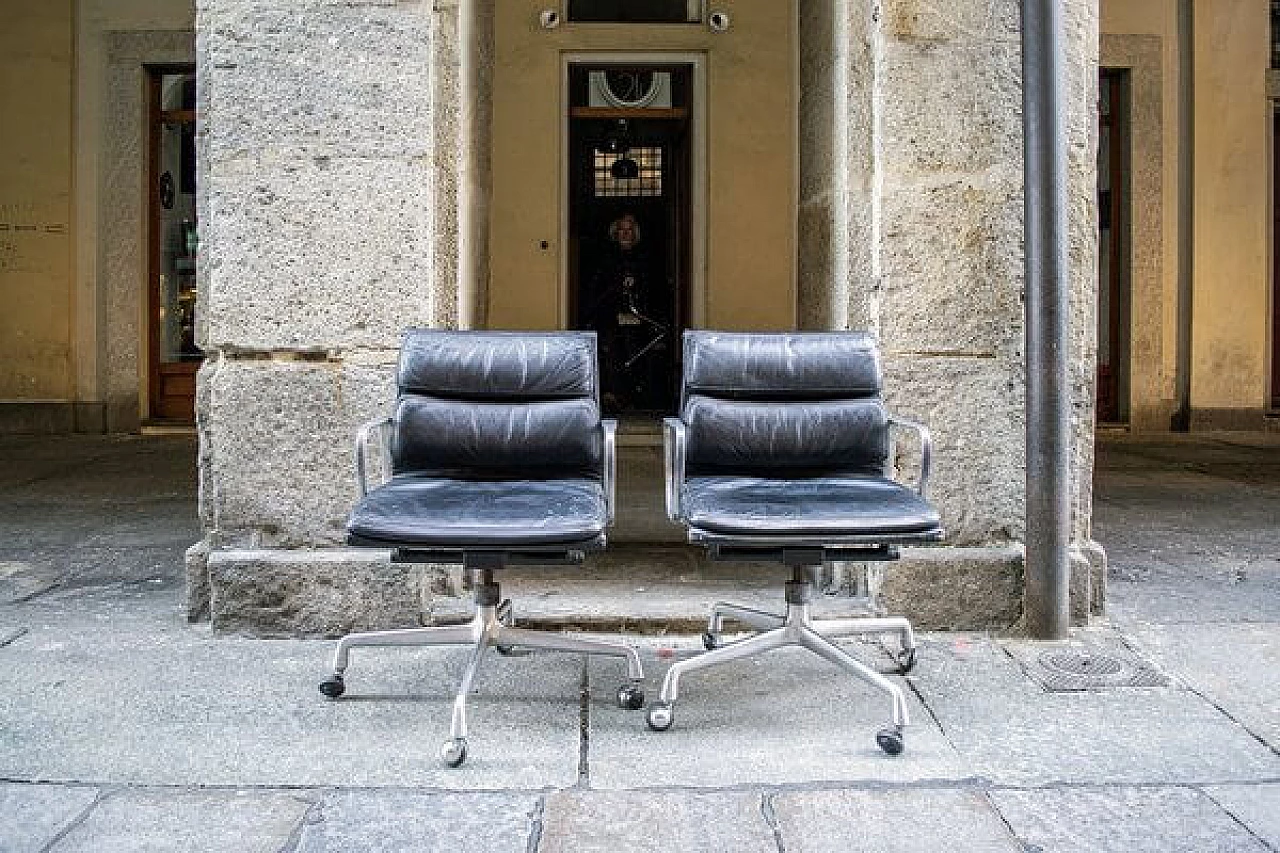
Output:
[
  {"xmin": 601, "ymin": 419, "xmax": 618, "ymax": 525},
  {"xmin": 355, "ymin": 416, "xmax": 394, "ymax": 497},
  {"xmin": 662, "ymin": 417, "xmax": 688, "ymax": 523},
  {"xmin": 888, "ymin": 416, "xmax": 933, "ymax": 497}
]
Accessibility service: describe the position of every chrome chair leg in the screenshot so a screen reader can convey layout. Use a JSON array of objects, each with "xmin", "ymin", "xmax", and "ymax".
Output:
[
  {"xmin": 321, "ymin": 594, "xmax": 646, "ymax": 767},
  {"xmin": 647, "ymin": 593, "xmax": 915, "ymax": 754},
  {"xmin": 442, "ymin": 633, "xmax": 489, "ymax": 766},
  {"xmin": 494, "ymin": 625, "xmax": 645, "ymax": 684},
  {"xmin": 646, "ymin": 628, "xmax": 790, "ymax": 731},
  {"xmin": 795, "ymin": 626, "xmax": 909, "ymax": 727},
  {"xmin": 325, "ymin": 622, "xmax": 479, "ymax": 685},
  {"xmin": 808, "ymin": 615, "xmax": 917, "ymax": 673},
  {"xmin": 705, "ymin": 602, "xmax": 785, "ymax": 648}
]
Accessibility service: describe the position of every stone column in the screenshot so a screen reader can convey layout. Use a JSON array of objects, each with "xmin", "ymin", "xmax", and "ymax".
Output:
[
  {"xmin": 188, "ymin": 0, "xmax": 449, "ymax": 629},
  {"xmin": 866, "ymin": 0, "xmax": 1103, "ymax": 627}
]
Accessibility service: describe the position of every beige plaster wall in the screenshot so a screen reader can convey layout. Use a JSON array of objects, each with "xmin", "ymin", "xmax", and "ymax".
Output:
[
  {"xmin": 0, "ymin": 3, "xmax": 74, "ymax": 399},
  {"xmin": 1190, "ymin": 0, "xmax": 1270, "ymax": 414},
  {"xmin": 1102, "ymin": 0, "xmax": 1273, "ymax": 424},
  {"xmin": 488, "ymin": 0, "xmax": 798, "ymax": 331},
  {"xmin": 73, "ymin": 0, "xmax": 196, "ymax": 430},
  {"xmin": 1100, "ymin": 0, "xmax": 1181, "ymax": 429}
]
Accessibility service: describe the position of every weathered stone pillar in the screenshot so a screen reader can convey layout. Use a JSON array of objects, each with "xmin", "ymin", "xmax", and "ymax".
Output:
[
  {"xmin": 188, "ymin": 0, "xmax": 451, "ymax": 629},
  {"xmin": 863, "ymin": 0, "xmax": 1103, "ymax": 626}
]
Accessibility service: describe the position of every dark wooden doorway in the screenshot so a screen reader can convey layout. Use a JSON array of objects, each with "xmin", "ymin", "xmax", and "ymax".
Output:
[
  {"xmin": 147, "ymin": 66, "xmax": 201, "ymax": 424},
  {"xmin": 1097, "ymin": 69, "xmax": 1131, "ymax": 424},
  {"xmin": 568, "ymin": 64, "xmax": 692, "ymax": 416}
]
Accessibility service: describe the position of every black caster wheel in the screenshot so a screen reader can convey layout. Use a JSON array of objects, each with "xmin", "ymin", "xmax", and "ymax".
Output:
[
  {"xmin": 617, "ymin": 683, "xmax": 645, "ymax": 710},
  {"xmin": 319, "ymin": 675, "xmax": 345, "ymax": 699},
  {"xmin": 646, "ymin": 703, "xmax": 674, "ymax": 732},
  {"xmin": 440, "ymin": 737, "xmax": 468, "ymax": 767},
  {"xmin": 495, "ymin": 601, "xmax": 517, "ymax": 656},
  {"xmin": 702, "ymin": 631, "xmax": 720, "ymax": 650},
  {"xmin": 895, "ymin": 647, "xmax": 918, "ymax": 675},
  {"xmin": 876, "ymin": 727, "xmax": 905, "ymax": 756}
]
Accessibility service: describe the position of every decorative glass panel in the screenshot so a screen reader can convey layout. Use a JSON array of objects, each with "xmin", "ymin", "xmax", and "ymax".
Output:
[
  {"xmin": 594, "ymin": 147, "xmax": 663, "ymax": 198},
  {"xmin": 569, "ymin": 0, "xmax": 702, "ymax": 23}
]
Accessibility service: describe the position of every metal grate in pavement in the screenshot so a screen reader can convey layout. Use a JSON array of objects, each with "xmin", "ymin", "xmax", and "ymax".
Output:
[{"xmin": 1034, "ymin": 649, "xmax": 1170, "ymax": 692}]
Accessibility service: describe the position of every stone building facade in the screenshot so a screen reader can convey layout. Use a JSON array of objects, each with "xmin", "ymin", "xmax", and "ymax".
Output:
[
  {"xmin": 2, "ymin": 1, "xmax": 1275, "ymax": 633},
  {"xmin": 187, "ymin": 0, "xmax": 1102, "ymax": 633}
]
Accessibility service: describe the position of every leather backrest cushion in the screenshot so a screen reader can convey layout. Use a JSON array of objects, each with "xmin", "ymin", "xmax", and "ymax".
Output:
[
  {"xmin": 392, "ymin": 395, "xmax": 603, "ymax": 476},
  {"xmin": 683, "ymin": 331, "xmax": 881, "ymax": 400},
  {"xmin": 398, "ymin": 330, "xmax": 597, "ymax": 400},
  {"xmin": 683, "ymin": 394, "xmax": 888, "ymax": 474}
]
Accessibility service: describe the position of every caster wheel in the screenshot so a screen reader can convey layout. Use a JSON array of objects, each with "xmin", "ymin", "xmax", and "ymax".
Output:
[
  {"xmin": 702, "ymin": 632, "xmax": 720, "ymax": 650},
  {"xmin": 495, "ymin": 604, "xmax": 517, "ymax": 656},
  {"xmin": 876, "ymin": 727, "xmax": 905, "ymax": 756},
  {"xmin": 617, "ymin": 683, "xmax": 645, "ymax": 710},
  {"xmin": 646, "ymin": 703, "xmax": 674, "ymax": 732},
  {"xmin": 319, "ymin": 675, "xmax": 345, "ymax": 699},
  {"xmin": 896, "ymin": 647, "xmax": 917, "ymax": 675},
  {"xmin": 440, "ymin": 737, "xmax": 468, "ymax": 767}
]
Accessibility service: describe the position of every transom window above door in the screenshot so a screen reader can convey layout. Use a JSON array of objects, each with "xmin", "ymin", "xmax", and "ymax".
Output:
[{"xmin": 568, "ymin": 0, "xmax": 702, "ymax": 23}]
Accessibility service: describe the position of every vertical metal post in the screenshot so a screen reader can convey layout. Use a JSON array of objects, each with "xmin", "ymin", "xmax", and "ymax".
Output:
[{"xmin": 1021, "ymin": 0, "xmax": 1072, "ymax": 639}]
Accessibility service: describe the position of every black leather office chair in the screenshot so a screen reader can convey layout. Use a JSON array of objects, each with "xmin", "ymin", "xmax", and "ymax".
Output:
[
  {"xmin": 649, "ymin": 331, "xmax": 943, "ymax": 755},
  {"xmin": 319, "ymin": 330, "xmax": 645, "ymax": 767}
]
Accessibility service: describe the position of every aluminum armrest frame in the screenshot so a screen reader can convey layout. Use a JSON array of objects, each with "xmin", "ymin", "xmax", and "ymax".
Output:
[
  {"xmin": 663, "ymin": 417, "xmax": 688, "ymax": 523},
  {"xmin": 888, "ymin": 416, "xmax": 933, "ymax": 497},
  {"xmin": 601, "ymin": 419, "xmax": 618, "ymax": 525},
  {"xmin": 355, "ymin": 416, "xmax": 394, "ymax": 497}
]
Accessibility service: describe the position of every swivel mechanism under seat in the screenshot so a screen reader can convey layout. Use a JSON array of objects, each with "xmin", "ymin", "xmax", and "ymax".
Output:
[
  {"xmin": 319, "ymin": 330, "xmax": 644, "ymax": 767},
  {"xmin": 649, "ymin": 331, "xmax": 943, "ymax": 755}
]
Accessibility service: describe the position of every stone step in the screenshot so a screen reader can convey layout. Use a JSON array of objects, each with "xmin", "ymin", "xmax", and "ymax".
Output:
[{"xmin": 202, "ymin": 544, "xmax": 1029, "ymax": 637}]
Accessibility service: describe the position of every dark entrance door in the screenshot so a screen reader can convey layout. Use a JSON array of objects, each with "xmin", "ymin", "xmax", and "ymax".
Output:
[
  {"xmin": 568, "ymin": 65, "xmax": 691, "ymax": 416},
  {"xmin": 1097, "ymin": 69, "xmax": 1130, "ymax": 424}
]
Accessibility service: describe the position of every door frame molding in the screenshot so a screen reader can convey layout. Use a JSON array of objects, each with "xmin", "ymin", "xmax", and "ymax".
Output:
[{"xmin": 560, "ymin": 52, "xmax": 707, "ymax": 329}]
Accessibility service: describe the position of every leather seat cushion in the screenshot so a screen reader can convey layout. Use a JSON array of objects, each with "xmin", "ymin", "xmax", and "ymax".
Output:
[
  {"xmin": 683, "ymin": 475, "xmax": 941, "ymax": 537},
  {"xmin": 348, "ymin": 476, "xmax": 607, "ymax": 546}
]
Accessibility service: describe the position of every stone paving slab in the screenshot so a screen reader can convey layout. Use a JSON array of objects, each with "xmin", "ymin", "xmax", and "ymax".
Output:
[
  {"xmin": 0, "ymin": 621, "xmax": 584, "ymax": 789},
  {"xmin": 1204, "ymin": 783, "xmax": 1280, "ymax": 848},
  {"xmin": 47, "ymin": 789, "xmax": 312, "ymax": 853},
  {"xmin": 1124, "ymin": 622, "xmax": 1280, "ymax": 749},
  {"xmin": 988, "ymin": 786, "xmax": 1271, "ymax": 853},
  {"xmin": 538, "ymin": 790, "xmax": 778, "ymax": 853},
  {"xmin": 911, "ymin": 636, "xmax": 1279, "ymax": 786},
  {"xmin": 769, "ymin": 788, "xmax": 1021, "ymax": 853},
  {"xmin": 0, "ymin": 783, "xmax": 99, "ymax": 853},
  {"xmin": 295, "ymin": 791, "xmax": 539, "ymax": 853},
  {"xmin": 588, "ymin": 644, "xmax": 969, "ymax": 789}
]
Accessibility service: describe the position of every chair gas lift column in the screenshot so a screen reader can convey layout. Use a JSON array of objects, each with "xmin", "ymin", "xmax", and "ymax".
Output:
[
  {"xmin": 319, "ymin": 331, "xmax": 645, "ymax": 768},
  {"xmin": 648, "ymin": 332, "xmax": 944, "ymax": 755}
]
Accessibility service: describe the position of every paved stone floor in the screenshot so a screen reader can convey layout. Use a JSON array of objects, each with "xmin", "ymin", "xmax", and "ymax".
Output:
[{"xmin": 0, "ymin": 432, "xmax": 1277, "ymax": 852}]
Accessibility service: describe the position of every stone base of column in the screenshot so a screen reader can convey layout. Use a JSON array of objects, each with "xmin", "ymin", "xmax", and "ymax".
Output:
[{"xmin": 191, "ymin": 541, "xmax": 1106, "ymax": 637}]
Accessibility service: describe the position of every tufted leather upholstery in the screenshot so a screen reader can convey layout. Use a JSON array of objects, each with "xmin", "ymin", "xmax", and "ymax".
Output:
[
  {"xmin": 683, "ymin": 475, "xmax": 939, "ymax": 538},
  {"xmin": 675, "ymin": 331, "xmax": 941, "ymax": 542},
  {"xmin": 347, "ymin": 330, "xmax": 608, "ymax": 549},
  {"xmin": 348, "ymin": 476, "xmax": 607, "ymax": 547},
  {"xmin": 682, "ymin": 332, "xmax": 888, "ymax": 478}
]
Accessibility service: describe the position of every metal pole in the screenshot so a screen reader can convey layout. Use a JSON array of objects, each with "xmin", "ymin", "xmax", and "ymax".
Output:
[{"xmin": 1021, "ymin": 0, "xmax": 1072, "ymax": 639}]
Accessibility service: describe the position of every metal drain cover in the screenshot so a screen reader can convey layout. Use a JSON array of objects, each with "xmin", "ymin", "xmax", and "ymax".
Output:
[{"xmin": 1034, "ymin": 650, "xmax": 1169, "ymax": 692}]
